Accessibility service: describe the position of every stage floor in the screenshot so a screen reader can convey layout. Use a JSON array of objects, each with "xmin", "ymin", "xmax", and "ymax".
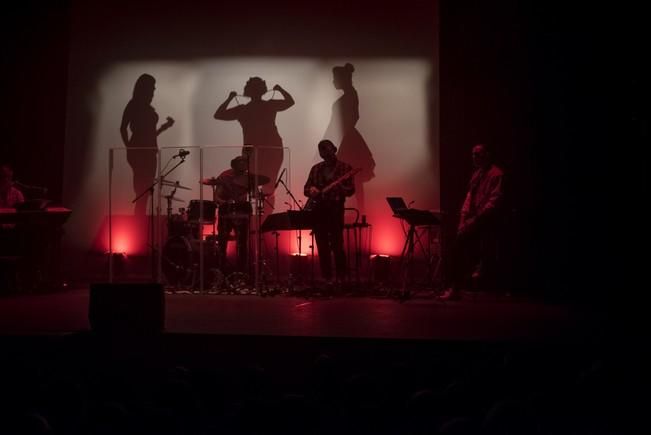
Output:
[{"xmin": 0, "ymin": 287, "xmax": 595, "ymax": 340}]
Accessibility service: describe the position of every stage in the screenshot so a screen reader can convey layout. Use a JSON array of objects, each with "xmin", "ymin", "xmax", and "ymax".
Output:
[{"xmin": 0, "ymin": 287, "xmax": 592, "ymax": 341}]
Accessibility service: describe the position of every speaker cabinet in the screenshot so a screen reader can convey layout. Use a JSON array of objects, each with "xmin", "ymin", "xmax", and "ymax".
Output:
[{"xmin": 89, "ymin": 282, "xmax": 164, "ymax": 335}]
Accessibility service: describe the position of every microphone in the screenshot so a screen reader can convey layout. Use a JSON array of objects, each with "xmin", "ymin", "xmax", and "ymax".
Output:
[
  {"xmin": 174, "ymin": 149, "xmax": 190, "ymax": 159},
  {"xmin": 274, "ymin": 168, "xmax": 287, "ymax": 188},
  {"xmin": 408, "ymin": 200, "xmax": 415, "ymax": 208}
]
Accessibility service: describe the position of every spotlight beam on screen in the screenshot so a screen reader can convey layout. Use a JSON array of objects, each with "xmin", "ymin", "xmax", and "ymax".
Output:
[{"xmin": 65, "ymin": 58, "xmax": 439, "ymax": 257}]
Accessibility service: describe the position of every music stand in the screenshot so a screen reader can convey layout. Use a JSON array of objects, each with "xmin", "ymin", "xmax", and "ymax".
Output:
[{"xmin": 259, "ymin": 209, "xmax": 316, "ymax": 291}]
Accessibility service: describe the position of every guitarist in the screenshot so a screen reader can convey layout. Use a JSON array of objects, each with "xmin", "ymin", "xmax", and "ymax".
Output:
[{"xmin": 304, "ymin": 140, "xmax": 355, "ymax": 287}]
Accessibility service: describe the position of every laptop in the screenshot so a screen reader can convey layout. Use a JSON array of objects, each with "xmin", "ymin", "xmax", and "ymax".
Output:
[
  {"xmin": 387, "ymin": 197, "xmax": 440, "ymax": 226},
  {"xmin": 386, "ymin": 197, "xmax": 409, "ymax": 215}
]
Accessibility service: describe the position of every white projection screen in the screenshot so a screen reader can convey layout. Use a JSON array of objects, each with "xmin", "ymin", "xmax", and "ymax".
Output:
[{"xmin": 63, "ymin": 1, "xmax": 439, "ymax": 282}]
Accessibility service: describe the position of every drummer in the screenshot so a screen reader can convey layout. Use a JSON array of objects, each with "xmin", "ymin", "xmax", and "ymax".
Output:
[{"xmin": 202, "ymin": 156, "xmax": 252, "ymax": 273}]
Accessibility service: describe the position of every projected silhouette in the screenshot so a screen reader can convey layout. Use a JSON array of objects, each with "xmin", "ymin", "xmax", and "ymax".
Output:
[
  {"xmin": 214, "ymin": 78, "xmax": 294, "ymax": 216},
  {"xmin": 120, "ymin": 74, "xmax": 175, "ymax": 216},
  {"xmin": 324, "ymin": 63, "xmax": 375, "ymax": 214}
]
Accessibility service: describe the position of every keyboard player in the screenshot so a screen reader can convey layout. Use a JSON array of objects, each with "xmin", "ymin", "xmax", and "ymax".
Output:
[
  {"xmin": 0, "ymin": 164, "xmax": 25, "ymax": 209},
  {"xmin": 0, "ymin": 164, "xmax": 72, "ymax": 292},
  {"xmin": 1, "ymin": 164, "xmax": 25, "ymax": 233},
  {"xmin": 1, "ymin": 163, "xmax": 25, "ymax": 291}
]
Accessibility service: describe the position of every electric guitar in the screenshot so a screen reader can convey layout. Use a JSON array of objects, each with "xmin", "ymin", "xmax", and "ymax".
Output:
[{"xmin": 304, "ymin": 167, "xmax": 361, "ymax": 211}]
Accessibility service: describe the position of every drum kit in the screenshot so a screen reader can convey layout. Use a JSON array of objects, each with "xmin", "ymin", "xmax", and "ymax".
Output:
[{"xmin": 161, "ymin": 173, "xmax": 271, "ymax": 293}]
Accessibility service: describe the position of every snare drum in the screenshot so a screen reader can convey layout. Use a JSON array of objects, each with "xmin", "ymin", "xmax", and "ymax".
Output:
[
  {"xmin": 219, "ymin": 201, "xmax": 252, "ymax": 219},
  {"xmin": 188, "ymin": 200, "xmax": 217, "ymax": 223}
]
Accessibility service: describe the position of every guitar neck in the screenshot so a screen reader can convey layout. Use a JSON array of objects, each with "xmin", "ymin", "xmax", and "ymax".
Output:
[{"xmin": 322, "ymin": 168, "xmax": 359, "ymax": 194}]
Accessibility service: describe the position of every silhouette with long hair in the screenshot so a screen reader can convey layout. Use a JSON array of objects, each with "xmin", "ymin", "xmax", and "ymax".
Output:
[
  {"xmin": 120, "ymin": 74, "xmax": 175, "ymax": 216},
  {"xmin": 214, "ymin": 77, "xmax": 294, "ymax": 216},
  {"xmin": 324, "ymin": 63, "xmax": 375, "ymax": 213}
]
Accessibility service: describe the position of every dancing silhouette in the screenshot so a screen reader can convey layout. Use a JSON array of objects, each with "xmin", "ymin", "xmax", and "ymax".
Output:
[
  {"xmin": 214, "ymin": 77, "xmax": 294, "ymax": 217},
  {"xmin": 324, "ymin": 63, "xmax": 375, "ymax": 214},
  {"xmin": 120, "ymin": 74, "xmax": 174, "ymax": 216}
]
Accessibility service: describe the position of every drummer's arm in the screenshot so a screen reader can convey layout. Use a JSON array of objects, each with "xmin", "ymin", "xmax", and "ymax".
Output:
[{"xmin": 213, "ymin": 185, "xmax": 227, "ymax": 205}]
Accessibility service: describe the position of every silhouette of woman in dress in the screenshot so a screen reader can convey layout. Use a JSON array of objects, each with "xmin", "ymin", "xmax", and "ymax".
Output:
[
  {"xmin": 214, "ymin": 77, "xmax": 294, "ymax": 216},
  {"xmin": 120, "ymin": 74, "xmax": 175, "ymax": 216},
  {"xmin": 324, "ymin": 63, "xmax": 375, "ymax": 213}
]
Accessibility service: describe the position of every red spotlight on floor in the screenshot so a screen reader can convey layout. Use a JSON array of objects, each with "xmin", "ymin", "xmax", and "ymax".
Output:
[{"xmin": 370, "ymin": 254, "xmax": 391, "ymax": 283}]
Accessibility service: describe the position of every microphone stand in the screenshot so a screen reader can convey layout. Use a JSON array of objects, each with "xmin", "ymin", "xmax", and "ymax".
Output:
[
  {"xmin": 276, "ymin": 177, "xmax": 317, "ymax": 293},
  {"xmin": 276, "ymin": 178, "xmax": 303, "ymax": 211},
  {"xmin": 255, "ymin": 186, "xmax": 267, "ymax": 295},
  {"xmin": 276, "ymin": 176, "xmax": 305, "ymax": 271},
  {"xmin": 165, "ymin": 184, "xmax": 179, "ymax": 228},
  {"xmin": 276, "ymin": 176, "xmax": 307, "ymax": 271},
  {"xmin": 132, "ymin": 154, "xmax": 187, "ymax": 281}
]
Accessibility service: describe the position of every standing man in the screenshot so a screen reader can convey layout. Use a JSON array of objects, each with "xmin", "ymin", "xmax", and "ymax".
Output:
[
  {"xmin": 440, "ymin": 144, "xmax": 505, "ymax": 300},
  {"xmin": 304, "ymin": 140, "xmax": 355, "ymax": 286}
]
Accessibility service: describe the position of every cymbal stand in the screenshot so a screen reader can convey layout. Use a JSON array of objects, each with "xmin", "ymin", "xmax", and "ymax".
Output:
[
  {"xmin": 164, "ymin": 183, "xmax": 179, "ymax": 228},
  {"xmin": 132, "ymin": 154, "xmax": 187, "ymax": 281},
  {"xmin": 344, "ymin": 208, "xmax": 361, "ymax": 287},
  {"xmin": 210, "ymin": 185, "xmax": 218, "ymax": 239},
  {"xmin": 310, "ymin": 231, "xmax": 316, "ymax": 289},
  {"xmin": 276, "ymin": 177, "xmax": 303, "ymax": 210},
  {"xmin": 254, "ymin": 187, "xmax": 271, "ymax": 295},
  {"xmin": 272, "ymin": 230, "xmax": 281, "ymax": 287}
]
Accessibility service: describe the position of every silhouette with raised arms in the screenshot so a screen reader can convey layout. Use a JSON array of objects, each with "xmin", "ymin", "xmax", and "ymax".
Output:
[{"xmin": 214, "ymin": 77, "xmax": 294, "ymax": 217}]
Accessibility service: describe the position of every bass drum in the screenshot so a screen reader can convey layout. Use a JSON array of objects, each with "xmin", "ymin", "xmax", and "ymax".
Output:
[
  {"xmin": 162, "ymin": 236, "xmax": 223, "ymax": 289},
  {"xmin": 168, "ymin": 214, "xmax": 191, "ymax": 237}
]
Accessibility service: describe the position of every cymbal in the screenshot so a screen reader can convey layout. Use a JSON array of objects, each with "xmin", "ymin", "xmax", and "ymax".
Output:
[
  {"xmin": 162, "ymin": 180, "xmax": 192, "ymax": 190},
  {"xmin": 200, "ymin": 177, "xmax": 220, "ymax": 186},
  {"xmin": 232, "ymin": 173, "xmax": 271, "ymax": 187}
]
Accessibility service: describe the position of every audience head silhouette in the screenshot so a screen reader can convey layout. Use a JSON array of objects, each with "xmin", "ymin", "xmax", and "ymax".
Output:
[
  {"xmin": 332, "ymin": 63, "xmax": 355, "ymax": 90},
  {"xmin": 133, "ymin": 73, "xmax": 155, "ymax": 104},
  {"xmin": 243, "ymin": 77, "xmax": 267, "ymax": 99}
]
